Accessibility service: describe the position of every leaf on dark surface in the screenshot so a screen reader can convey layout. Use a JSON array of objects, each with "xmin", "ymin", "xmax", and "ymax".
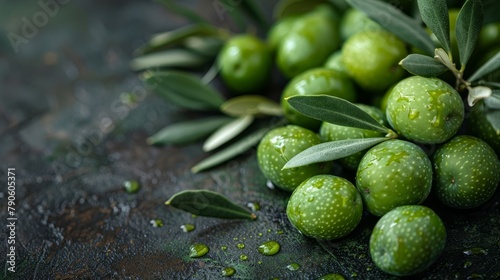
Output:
[
  {"xmin": 165, "ymin": 190, "xmax": 256, "ymax": 220},
  {"xmin": 286, "ymin": 95, "xmax": 392, "ymax": 134},
  {"xmin": 139, "ymin": 23, "xmax": 219, "ymax": 54},
  {"xmin": 143, "ymin": 71, "xmax": 225, "ymax": 111},
  {"xmin": 417, "ymin": 0, "xmax": 450, "ymax": 54},
  {"xmin": 130, "ymin": 49, "xmax": 209, "ymax": 71},
  {"xmin": 468, "ymin": 51, "xmax": 500, "ymax": 82},
  {"xmin": 146, "ymin": 116, "xmax": 233, "ymax": 146},
  {"xmin": 203, "ymin": 115, "xmax": 254, "ymax": 152},
  {"xmin": 455, "ymin": 0, "xmax": 483, "ymax": 69},
  {"xmin": 220, "ymin": 95, "xmax": 283, "ymax": 117},
  {"xmin": 273, "ymin": 0, "xmax": 331, "ymax": 19},
  {"xmin": 283, "ymin": 138, "xmax": 389, "ymax": 169},
  {"xmin": 191, "ymin": 127, "xmax": 270, "ymax": 173},
  {"xmin": 347, "ymin": 0, "xmax": 435, "ymax": 55},
  {"xmin": 400, "ymin": 54, "xmax": 449, "ymax": 77}
]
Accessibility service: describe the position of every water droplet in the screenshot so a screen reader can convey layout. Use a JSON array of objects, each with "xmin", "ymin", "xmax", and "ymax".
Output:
[
  {"xmin": 258, "ymin": 232, "xmax": 263, "ymax": 237},
  {"xmin": 466, "ymin": 273, "xmax": 483, "ymax": 279},
  {"xmin": 350, "ymin": 272, "xmax": 358, "ymax": 277},
  {"xmin": 236, "ymin": 243, "xmax": 245, "ymax": 249},
  {"xmin": 247, "ymin": 202, "xmax": 260, "ymax": 211},
  {"xmin": 463, "ymin": 247, "xmax": 488, "ymax": 256},
  {"xmin": 221, "ymin": 267, "xmax": 235, "ymax": 277},
  {"xmin": 180, "ymin": 224, "xmax": 195, "ymax": 233},
  {"xmin": 276, "ymin": 230, "xmax": 284, "ymax": 235},
  {"xmin": 307, "ymin": 196, "xmax": 315, "ymax": 202},
  {"xmin": 287, "ymin": 263, "xmax": 300, "ymax": 271},
  {"xmin": 317, "ymin": 273, "xmax": 346, "ymax": 280},
  {"xmin": 464, "ymin": 261, "xmax": 473, "ymax": 268},
  {"xmin": 408, "ymin": 108, "xmax": 420, "ymax": 120},
  {"xmin": 258, "ymin": 260, "xmax": 263, "ymax": 265},
  {"xmin": 189, "ymin": 244, "xmax": 209, "ymax": 258},
  {"xmin": 257, "ymin": 240, "xmax": 281, "ymax": 256},
  {"xmin": 233, "ymin": 237, "xmax": 238, "ymax": 241},
  {"xmin": 150, "ymin": 219, "xmax": 163, "ymax": 228},
  {"xmin": 221, "ymin": 245, "xmax": 227, "ymax": 251},
  {"xmin": 357, "ymin": 253, "xmax": 366, "ymax": 259},
  {"xmin": 123, "ymin": 180, "xmax": 140, "ymax": 194},
  {"xmin": 239, "ymin": 254, "xmax": 248, "ymax": 261}
]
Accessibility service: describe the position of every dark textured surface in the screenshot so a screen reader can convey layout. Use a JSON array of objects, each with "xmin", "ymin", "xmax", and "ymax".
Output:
[{"xmin": 1, "ymin": 1, "xmax": 499, "ymax": 279}]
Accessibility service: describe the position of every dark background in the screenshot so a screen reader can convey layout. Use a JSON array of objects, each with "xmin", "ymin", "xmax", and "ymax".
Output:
[{"xmin": 0, "ymin": 0, "xmax": 499, "ymax": 279}]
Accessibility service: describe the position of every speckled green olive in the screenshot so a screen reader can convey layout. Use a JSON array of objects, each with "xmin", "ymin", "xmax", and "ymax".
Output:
[
  {"xmin": 257, "ymin": 125, "xmax": 332, "ymax": 192},
  {"xmin": 468, "ymin": 101, "xmax": 500, "ymax": 155},
  {"xmin": 385, "ymin": 76, "xmax": 464, "ymax": 144},
  {"xmin": 320, "ymin": 104, "xmax": 387, "ymax": 170},
  {"xmin": 286, "ymin": 174, "xmax": 363, "ymax": 240},
  {"xmin": 342, "ymin": 30, "xmax": 407, "ymax": 92},
  {"xmin": 267, "ymin": 16, "xmax": 299, "ymax": 51},
  {"xmin": 218, "ymin": 34, "xmax": 272, "ymax": 94},
  {"xmin": 281, "ymin": 68, "xmax": 356, "ymax": 131},
  {"xmin": 432, "ymin": 135, "xmax": 500, "ymax": 209},
  {"xmin": 339, "ymin": 8, "xmax": 382, "ymax": 41},
  {"xmin": 356, "ymin": 139, "xmax": 433, "ymax": 217},
  {"xmin": 370, "ymin": 205, "xmax": 446, "ymax": 276},
  {"xmin": 277, "ymin": 5, "xmax": 340, "ymax": 78}
]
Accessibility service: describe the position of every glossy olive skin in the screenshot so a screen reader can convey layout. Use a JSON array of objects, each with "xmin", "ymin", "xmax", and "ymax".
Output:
[
  {"xmin": 281, "ymin": 68, "xmax": 356, "ymax": 131},
  {"xmin": 277, "ymin": 5, "xmax": 340, "ymax": 78},
  {"xmin": 267, "ymin": 16, "xmax": 299, "ymax": 51},
  {"xmin": 339, "ymin": 8, "xmax": 382, "ymax": 41},
  {"xmin": 218, "ymin": 34, "xmax": 272, "ymax": 94},
  {"xmin": 342, "ymin": 30, "xmax": 407, "ymax": 93}
]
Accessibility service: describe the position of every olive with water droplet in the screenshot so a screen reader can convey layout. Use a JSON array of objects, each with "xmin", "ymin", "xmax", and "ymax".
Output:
[
  {"xmin": 180, "ymin": 224, "xmax": 195, "ymax": 233},
  {"xmin": 257, "ymin": 240, "xmax": 280, "ymax": 256},
  {"xmin": 189, "ymin": 244, "xmax": 209, "ymax": 258},
  {"xmin": 287, "ymin": 263, "xmax": 300, "ymax": 271},
  {"xmin": 236, "ymin": 243, "xmax": 245, "ymax": 249},
  {"xmin": 222, "ymin": 267, "xmax": 235, "ymax": 277},
  {"xmin": 239, "ymin": 254, "xmax": 248, "ymax": 261}
]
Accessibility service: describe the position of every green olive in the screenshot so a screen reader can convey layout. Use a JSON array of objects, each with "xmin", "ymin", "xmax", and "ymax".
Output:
[
  {"xmin": 218, "ymin": 34, "xmax": 272, "ymax": 94},
  {"xmin": 281, "ymin": 68, "xmax": 356, "ymax": 131},
  {"xmin": 276, "ymin": 5, "xmax": 340, "ymax": 78},
  {"xmin": 267, "ymin": 16, "xmax": 299, "ymax": 52}
]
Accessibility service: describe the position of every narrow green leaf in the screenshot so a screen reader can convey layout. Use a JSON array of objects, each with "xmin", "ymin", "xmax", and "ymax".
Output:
[
  {"xmin": 146, "ymin": 116, "xmax": 233, "ymax": 146},
  {"xmin": 273, "ymin": 0, "xmax": 331, "ymax": 19},
  {"xmin": 283, "ymin": 138, "xmax": 389, "ymax": 169},
  {"xmin": 417, "ymin": 0, "xmax": 450, "ymax": 53},
  {"xmin": 139, "ymin": 23, "xmax": 218, "ymax": 54},
  {"xmin": 165, "ymin": 190, "xmax": 256, "ymax": 220},
  {"xmin": 456, "ymin": 0, "xmax": 483, "ymax": 68},
  {"xmin": 400, "ymin": 54, "xmax": 449, "ymax": 77},
  {"xmin": 143, "ymin": 71, "xmax": 225, "ymax": 111},
  {"xmin": 241, "ymin": 0, "xmax": 269, "ymax": 29},
  {"xmin": 130, "ymin": 49, "xmax": 208, "ymax": 71},
  {"xmin": 220, "ymin": 95, "xmax": 283, "ymax": 117},
  {"xmin": 183, "ymin": 36, "xmax": 224, "ymax": 57},
  {"xmin": 154, "ymin": 0, "xmax": 207, "ymax": 23},
  {"xmin": 484, "ymin": 90, "xmax": 500, "ymax": 109},
  {"xmin": 347, "ymin": 0, "xmax": 435, "ymax": 55},
  {"xmin": 287, "ymin": 95, "xmax": 391, "ymax": 134},
  {"xmin": 192, "ymin": 127, "xmax": 270, "ymax": 173},
  {"xmin": 203, "ymin": 115, "xmax": 254, "ymax": 152},
  {"xmin": 486, "ymin": 110, "xmax": 500, "ymax": 131},
  {"xmin": 479, "ymin": 81, "xmax": 500, "ymax": 89},
  {"xmin": 468, "ymin": 51, "xmax": 500, "ymax": 82}
]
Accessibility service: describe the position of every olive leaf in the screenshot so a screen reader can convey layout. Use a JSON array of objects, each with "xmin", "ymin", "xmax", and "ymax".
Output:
[
  {"xmin": 203, "ymin": 115, "xmax": 254, "ymax": 152},
  {"xmin": 399, "ymin": 54, "xmax": 449, "ymax": 77},
  {"xmin": 283, "ymin": 138, "xmax": 389, "ymax": 169},
  {"xmin": 191, "ymin": 127, "xmax": 270, "ymax": 173},
  {"xmin": 273, "ymin": 0, "xmax": 331, "ymax": 19},
  {"xmin": 486, "ymin": 110, "xmax": 500, "ymax": 131},
  {"xmin": 139, "ymin": 23, "xmax": 218, "ymax": 54},
  {"xmin": 286, "ymin": 95, "xmax": 393, "ymax": 135},
  {"xmin": 154, "ymin": 0, "xmax": 207, "ymax": 24},
  {"xmin": 143, "ymin": 71, "xmax": 225, "ymax": 111},
  {"xmin": 146, "ymin": 116, "xmax": 233, "ymax": 146},
  {"xmin": 183, "ymin": 36, "xmax": 224, "ymax": 57},
  {"xmin": 347, "ymin": 0, "xmax": 435, "ymax": 55},
  {"xmin": 467, "ymin": 86, "xmax": 492, "ymax": 107},
  {"xmin": 241, "ymin": 0, "xmax": 269, "ymax": 29},
  {"xmin": 130, "ymin": 49, "xmax": 209, "ymax": 71},
  {"xmin": 417, "ymin": 0, "xmax": 451, "ymax": 54},
  {"xmin": 220, "ymin": 95, "xmax": 283, "ymax": 117},
  {"xmin": 468, "ymin": 51, "xmax": 500, "ymax": 82},
  {"xmin": 165, "ymin": 190, "xmax": 256, "ymax": 220},
  {"xmin": 455, "ymin": 0, "xmax": 483, "ymax": 69},
  {"xmin": 484, "ymin": 90, "xmax": 500, "ymax": 110}
]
